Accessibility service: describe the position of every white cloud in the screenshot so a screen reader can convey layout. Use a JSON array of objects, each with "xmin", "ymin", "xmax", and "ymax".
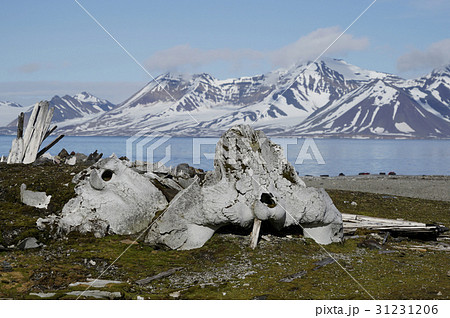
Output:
[
  {"xmin": 16, "ymin": 63, "xmax": 41, "ymax": 74},
  {"xmin": 397, "ymin": 39, "xmax": 450, "ymax": 72},
  {"xmin": 269, "ymin": 27, "xmax": 369, "ymax": 67},
  {"xmin": 12, "ymin": 61, "xmax": 71, "ymax": 75},
  {"xmin": 145, "ymin": 44, "xmax": 263, "ymax": 72},
  {"xmin": 411, "ymin": 0, "xmax": 450, "ymax": 10},
  {"xmin": 144, "ymin": 27, "xmax": 369, "ymax": 72}
]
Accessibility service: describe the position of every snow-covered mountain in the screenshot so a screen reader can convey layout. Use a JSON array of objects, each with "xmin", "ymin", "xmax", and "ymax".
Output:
[
  {"xmin": 59, "ymin": 59, "xmax": 395, "ymax": 136},
  {"xmin": 5, "ymin": 92, "xmax": 116, "ymax": 131},
  {"xmin": 405, "ymin": 65, "xmax": 450, "ymax": 121},
  {"xmin": 2, "ymin": 59, "xmax": 450, "ymax": 138},
  {"xmin": 0, "ymin": 101, "xmax": 26, "ymax": 126},
  {"xmin": 292, "ymin": 79, "xmax": 450, "ymax": 138}
]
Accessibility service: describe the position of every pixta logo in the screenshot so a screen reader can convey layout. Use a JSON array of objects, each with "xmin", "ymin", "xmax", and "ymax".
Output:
[
  {"xmin": 125, "ymin": 134, "xmax": 325, "ymax": 170},
  {"xmin": 126, "ymin": 132, "xmax": 171, "ymax": 170},
  {"xmin": 192, "ymin": 137, "xmax": 325, "ymax": 166}
]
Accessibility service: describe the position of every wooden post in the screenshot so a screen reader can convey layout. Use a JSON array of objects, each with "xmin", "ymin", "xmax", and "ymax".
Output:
[
  {"xmin": 42, "ymin": 125, "xmax": 57, "ymax": 143},
  {"xmin": 250, "ymin": 218, "xmax": 262, "ymax": 249},
  {"xmin": 17, "ymin": 112, "xmax": 24, "ymax": 138},
  {"xmin": 21, "ymin": 102, "xmax": 41, "ymax": 153},
  {"xmin": 36, "ymin": 135, "xmax": 65, "ymax": 159},
  {"xmin": 7, "ymin": 101, "xmax": 56, "ymax": 164},
  {"xmin": 7, "ymin": 112, "xmax": 25, "ymax": 164},
  {"xmin": 342, "ymin": 213, "xmax": 448, "ymax": 235},
  {"xmin": 23, "ymin": 101, "xmax": 54, "ymax": 164}
]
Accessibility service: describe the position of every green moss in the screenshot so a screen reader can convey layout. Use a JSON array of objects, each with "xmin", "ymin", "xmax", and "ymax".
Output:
[
  {"xmin": 250, "ymin": 141, "xmax": 260, "ymax": 152},
  {"xmin": 282, "ymin": 168, "xmax": 297, "ymax": 184},
  {"xmin": 327, "ymin": 190, "xmax": 450, "ymax": 225},
  {"xmin": 0, "ymin": 163, "xmax": 87, "ymax": 245},
  {"xmin": 1, "ymin": 164, "xmax": 449, "ymax": 300}
]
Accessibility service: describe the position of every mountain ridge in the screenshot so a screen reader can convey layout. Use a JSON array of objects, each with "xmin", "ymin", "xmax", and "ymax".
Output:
[
  {"xmin": 3, "ymin": 92, "xmax": 116, "ymax": 132},
  {"xmin": 1, "ymin": 59, "xmax": 449, "ymax": 138}
]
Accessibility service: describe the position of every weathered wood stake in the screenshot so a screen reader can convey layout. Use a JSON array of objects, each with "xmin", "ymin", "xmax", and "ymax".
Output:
[
  {"xmin": 42, "ymin": 125, "xmax": 57, "ymax": 143},
  {"xmin": 36, "ymin": 135, "xmax": 65, "ymax": 159},
  {"xmin": 342, "ymin": 213, "xmax": 448, "ymax": 236},
  {"xmin": 7, "ymin": 101, "xmax": 57, "ymax": 164},
  {"xmin": 17, "ymin": 112, "xmax": 24, "ymax": 138},
  {"xmin": 250, "ymin": 218, "xmax": 262, "ymax": 249}
]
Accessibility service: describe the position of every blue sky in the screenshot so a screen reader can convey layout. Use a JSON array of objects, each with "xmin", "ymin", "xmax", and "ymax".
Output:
[{"xmin": 1, "ymin": 0, "xmax": 450, "ymax": 105}]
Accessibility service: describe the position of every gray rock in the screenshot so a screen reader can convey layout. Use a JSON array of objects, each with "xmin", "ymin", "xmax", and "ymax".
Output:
[
  {"xmin": 58, "ymin": 148, "xmax": 70, "ymax": 160},
  {"xmin": 169, "ymin": 291, "xmax": 181, "ymax": 298},
  {"xmin": 66, "ymin": 290, "xmax": 121, "ymax": 299},
  {"xmin": 17, "ymin": 237, "xmax": 41, "ymax": 250},
  {"xmin": 146, "ymin": 125, "xmax": 343, "ymax": 250},
  {"xmin": 69, "ymin": 279, "xmax": 122, "ymax": 288},
  {"xmin": 313, "ymin": 257, "xmax": 336, "ymax": 270},
  {"xmin": 86, "ymin": 150, "xmax": 103, "ymax": 164},
  {"xmin": 30, "ymin": 292, "xmax": 56, "ymax": 298},
  {"xmin": 279, "ymin": 270, "xmax": 307, "ymax": 282},
  {"xmin": 253, "ymin": 295, "xmax": 268, "ymax": 300},
  {"xmin": 75, "ymin": 152, "xmax": 87, "ymax": 162},
  {"xmin": 66, "ymin": 156, "xmax": 77, "ymax": 166},
  {"xmin": 20, "ymin": 184, "xmax": 51, "ymax": 209},
  {"xmin": 175, "ymin": 163, "xmax": 196, "ymax": 178},
  {"xmin": 136, "ymin": 267, "xmax": 183, "ymax": 285},
  {"xmin": 1, "ymin": 261, "xmax": 12, "ymax": 272},
  {"xmin": 175, "ymin": 177, "xmax": 196, "ymax": 189},
  {"xmin": 33, "ymin": 153, "xmax": 54, "ymax": 165}
]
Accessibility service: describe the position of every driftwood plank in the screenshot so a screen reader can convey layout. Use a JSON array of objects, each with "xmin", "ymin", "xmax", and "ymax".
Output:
[
  {"xmin": 7, "ymin": 101, "xmax": 57, "ymax": 164},
  {"xmin": 136, "ymin": 267, "xmax": 183, "ymax": 285},
  {"xmin": 7, "ymin": 112, "xmax": 25, "ymax": 164},
  {"xmin": 250, "ymin": 218, "xmax": 262, "ymax": 249},
  {"xmin": 21, "ymin": 102, "xmax": 41, "ymax": 153},
  {"xmin": 23, "ymin": 102, "xmax": 54, "ymax": 164},
  {"xmin": 6, "ymin": 137, "xmax": 24, "ymax": 164},
  {"xmin": 342, "ymin": 213, "xmax": 447, "ymax": 235},
  {"xmin": 36, "ymin": 135, "xmax": 65, "ymax": 159},
  {"xmin": 17, "ymin": 112, "xmax": 24, "ymax": 138},
  {"xmin": 42, "ymin": 125, "xmax": 57, "ymax": 143},
  {"xmin": 279, "ymin": 270, "xmax": 307, "ymax": 282}
]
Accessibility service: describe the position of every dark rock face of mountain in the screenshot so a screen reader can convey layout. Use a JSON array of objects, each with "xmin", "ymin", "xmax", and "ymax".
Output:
[
  {"xmin": 407, "ymin": 66, "xmax": 450, "ymax": 121},
  {"xmin": 5, "ymin": 92, "xmax": 116, "ymax": 129},
  {"xmin": 49, "ymin": 93, "xmax": 115, "ymax": 122},
  {"xmin": 294, "ymin": 79, "xmax": 450, "ymax": 138}
]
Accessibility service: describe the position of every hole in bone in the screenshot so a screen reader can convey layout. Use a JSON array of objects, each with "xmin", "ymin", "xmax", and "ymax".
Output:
[
  {"xmin": 260, "ymin": 193, "xmax": 276, "ymax": 208},
  {"xmin": 101, "ymin": 169, "xmax": 114, "ymax": 182}
]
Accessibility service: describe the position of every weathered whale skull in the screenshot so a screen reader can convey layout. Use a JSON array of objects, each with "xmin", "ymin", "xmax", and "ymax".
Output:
[
  {"xmin": 38, "ymin": 125, "xmax": 342, "ymax": 248},
  {"xmin": 146, "ymin": 125, "xmax": 343, "ymax": 250},
  {"xmin": 48, "ymin": 155, "xmax": 168, "ymax": 237}
]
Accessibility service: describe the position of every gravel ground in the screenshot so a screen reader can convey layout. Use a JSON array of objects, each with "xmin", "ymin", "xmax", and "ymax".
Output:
[{"xmin": 303, "ymin": 175, "xmax": 450, "ymax": 202}]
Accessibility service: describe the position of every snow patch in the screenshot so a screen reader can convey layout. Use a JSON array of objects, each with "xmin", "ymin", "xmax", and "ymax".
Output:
[{"xmin": 395, "ymin": 122, "xmax": 415, "ymax": 133}]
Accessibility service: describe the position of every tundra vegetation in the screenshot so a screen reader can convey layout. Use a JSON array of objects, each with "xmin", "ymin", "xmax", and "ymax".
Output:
[{"xmin": 0, "ymin": 162, "xmax": 448, "ymax": 300}]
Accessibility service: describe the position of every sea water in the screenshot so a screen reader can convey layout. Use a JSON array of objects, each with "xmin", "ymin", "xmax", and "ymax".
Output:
[{"xmin": 0, "ymin": 135, "xmax": 449, "ymax": 176}]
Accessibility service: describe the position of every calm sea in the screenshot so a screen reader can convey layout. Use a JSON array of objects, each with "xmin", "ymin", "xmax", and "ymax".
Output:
[{"xmin": 1, "ymin": 135, "xmax": 449, "ymax": 176}]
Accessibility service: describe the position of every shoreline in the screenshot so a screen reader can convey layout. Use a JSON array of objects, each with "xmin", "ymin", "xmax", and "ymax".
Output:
[{"xmin": 303, "ymin": 175, "xmax": 450, "ymax": 202}]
